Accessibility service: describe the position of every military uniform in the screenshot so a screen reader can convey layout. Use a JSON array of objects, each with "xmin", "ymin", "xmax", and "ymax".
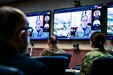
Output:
[
  {"xmin": 80, "ymin": 48, "xmax": 112, "ymax": 75},
  {"xmin": 40, "ymin": 46, "xmax": 65, "ymax": 56},
  {"xmin": 75, "ymin": 26, "xmax": 91, "ymax": 37}
]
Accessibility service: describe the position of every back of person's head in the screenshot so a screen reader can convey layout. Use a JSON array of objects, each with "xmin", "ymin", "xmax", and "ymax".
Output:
[
  {"xmin": 0, "ymin": 6, "xmax": 27, "ymax": 40},
  {"xmin": 0, "ymin": 6, "xmax": 27, "ymax": 53},
  {"xmin": 48, "ymin": 35, "xmax": 57, "ymax": 44},
  {"xmin": 90, "ymin": 32, "xmax": 106, "ymax": 50}
]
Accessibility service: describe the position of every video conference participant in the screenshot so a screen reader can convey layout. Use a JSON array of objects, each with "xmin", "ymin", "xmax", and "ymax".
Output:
[
  {"xmin": 80, "ymin": 32, "xmax": 112, "ymax": 75},
  {"xmin": 93, "ymin": 10, "xmax": 101, "ymax": 19},
  {"xmin": 40, "ymin": 35, "xmax": 65, "ymax": 56},
  {"xmin": 75, "ymin": 12, "xmax": 91, "ymax": 37},
  {"xmin": 0, "ymin": 6, "xmax": 50, "ymax": 75},
  {"xmin": 32, "ymin": 16, "xmax": 43, "ymax": 38}
]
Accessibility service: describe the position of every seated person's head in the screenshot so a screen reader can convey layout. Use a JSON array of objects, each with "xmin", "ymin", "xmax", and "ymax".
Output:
[
  {"xmin": 90, "ymin": 32, "xmax": 105, "ymax": 48},
  {"xmin": 0, "ymin": 6, "xmax": 28, "ymax": 53},
  {"xmin": 48, "ymin": 35, "xmax": 57, "ymax": 46}
]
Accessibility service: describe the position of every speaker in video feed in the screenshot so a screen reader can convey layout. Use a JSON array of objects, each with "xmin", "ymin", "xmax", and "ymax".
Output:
[
  {"xmin": 53, "ymin": 4, "xmax": 103, "ymax": 40},
  {"xmin": 26, "ymin": 10, "xmax": 51, "ymax": 40},
  {"xmin": 107, "ymin": 2, "xmax": 113, "ymax": 39}
]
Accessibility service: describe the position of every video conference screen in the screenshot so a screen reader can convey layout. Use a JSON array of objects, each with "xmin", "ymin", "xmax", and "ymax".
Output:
[
  {"xmin": 107, "ymin": 2, "xmax": 113, "ymax": 39},
  {"xmin": 53, "ymin": 4, "xmax": 102, "ymax": 40},
  {"xmin": 26, "ymin": 10, "xmax": 51, "ymax": 40}
]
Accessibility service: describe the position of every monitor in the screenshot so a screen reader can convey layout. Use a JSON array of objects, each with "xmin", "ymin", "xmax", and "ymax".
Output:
[
  {"xmin": 26, "ymin": 10, "xmax": 51, "ymax": 40},
  {"xmin": 53, "ymin": 4, "xmax": 103, "ymax": 40},
  {"xmin": 107, "ymin": 2, "xmax": 113, "ymax": 39}
]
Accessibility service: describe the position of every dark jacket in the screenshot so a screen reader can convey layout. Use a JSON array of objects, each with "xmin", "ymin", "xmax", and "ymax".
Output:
[{"xmin": 0, "ymin": 42, "xmax": 50, "ymax": 75}]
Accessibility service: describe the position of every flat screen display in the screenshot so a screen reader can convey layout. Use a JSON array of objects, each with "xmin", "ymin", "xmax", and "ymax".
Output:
[
  {"xmin": 107, "ymin": 2, "xmax": 113, "ymax": 39},
  {"xmin": 53, "ymin": 4, "xmax": 103, "ymax": 40},
  {"xmin": 26, "ymin": 10, "xmax": 51, "ymax": 40}
]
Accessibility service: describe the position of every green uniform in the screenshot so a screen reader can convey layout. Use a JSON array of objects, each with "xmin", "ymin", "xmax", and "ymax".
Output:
[
  {"xmin": 40, "ymin": 46, "xmax": 65, "ymax": 56},
  {"xmin": 80, "ymin": 48, "xmax": 112, "ymax": 75}
]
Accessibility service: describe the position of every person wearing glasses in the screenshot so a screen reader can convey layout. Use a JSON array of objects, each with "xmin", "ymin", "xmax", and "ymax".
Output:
[
  {"xmin": 0, "ymin": 6, "xmax": 50, "ymax": 75},
  {"xmin": 80, "ymin": 32, "xmax": 112, "ymax": 75}
]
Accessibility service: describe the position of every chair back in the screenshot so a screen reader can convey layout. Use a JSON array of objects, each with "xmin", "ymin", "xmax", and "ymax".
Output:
[
  {"xmin": 91, "ymin": 56, "xmax": 113, "ymax": 75},
  {"xmin": 51, "ymin": 53, "xmax": 72, "ymax": 68},
  {"xmin": 0, "ymin": 65, "xmax": 24, "ymax": 75},
  {"xmin": 108, "ymin": 51, "xmax": 113, "ymax": 56},
  {"xmin": 35, "ymin": 56, "xmax": 68, "ymax": 75}
]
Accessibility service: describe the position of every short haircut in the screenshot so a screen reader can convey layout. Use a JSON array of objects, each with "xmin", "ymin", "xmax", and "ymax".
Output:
[
  {"xmin": 81, "ymin": 14, "xmax": 88, "ymax": 21},
  {"xmin": 49, "ymin": 36, "xmax": 57, "ymax": 44},
  {"xmin": 0, "ymin": 6, "xmax": 26, "ymax": 40},
  {"xmin": 90, "ymin": 32, "xmax": 106, "ymax": 48}
]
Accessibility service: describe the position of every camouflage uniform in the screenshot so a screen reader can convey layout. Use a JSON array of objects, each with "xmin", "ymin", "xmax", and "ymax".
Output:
[
  {"xmin": 80, "ymin": 48, "xmax": 112, "ymax": 75},
  {"xmin": 75, "ymin": 26, "xmax": 91, "ymax": 37},
  {"xmin": 40, "ymin": 46, "xmax": 65, "ymax": 56}
]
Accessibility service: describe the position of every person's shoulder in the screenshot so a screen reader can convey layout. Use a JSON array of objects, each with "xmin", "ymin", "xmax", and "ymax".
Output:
[
  {"xmin": 86, "ymin": 50, "xmax": 101, "ymax": 56},
  {"xmin": 85, "ymin": 51, "xmax": 92, "ymax": 56},
  {"xmin": 76, "ymin": 27, "xmax": 83, "ymax": 31},
  {"xmin": 60, "ymin": 49, "xmax": 66, "ymax": 53},
  {"xmin": 42, "ymin": 48, "xmax": 51, "ymax": 53},
  {"xmin": 85, "ymin": 50, "xmax": 112, "ymax": 60},
  {"xmin": 56, "ymin": 47, "xmax": 65, "ymax": 53},
  {"xmin": 84, "ymin": 50, "xmax": 99, "ymax": 59},
  {"xmin": 40, "ymin": 48, "xmax": 53, "ymax": 56},
  {"xmin": 87, "ymin": 26, "xmax": 91, "ymax": 29},
  {"xmin": 43, "ymin": 48, "xmax": 49, "ymax": 51}
]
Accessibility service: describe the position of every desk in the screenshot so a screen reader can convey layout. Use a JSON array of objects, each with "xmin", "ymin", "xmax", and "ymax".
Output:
[{"xmin": 65, "ymin": 69, "xmax": 80, "ymax": 75}]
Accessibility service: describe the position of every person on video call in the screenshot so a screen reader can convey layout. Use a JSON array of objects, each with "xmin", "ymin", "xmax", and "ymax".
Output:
[
  {"xmin": 0, "ymin": 6, "xmax": 50, "ymax": 75},
  {"xmin": 94, "ymin": 10, "xmax": 100, "ymax": 19},
  {"xmin": 75, "ymin": 11, "xmax": 91, "ymax": 37},
  {"xmin": 80, "ymin": 32, "xmax": 112, "ymax": 75},
  {"xmin": 40, "ymin": 35, "xmax": 65, "ymax": 56},
  {"xmin": 32, "ymin": 16, "xmax": 43, "ymax": 37}
]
